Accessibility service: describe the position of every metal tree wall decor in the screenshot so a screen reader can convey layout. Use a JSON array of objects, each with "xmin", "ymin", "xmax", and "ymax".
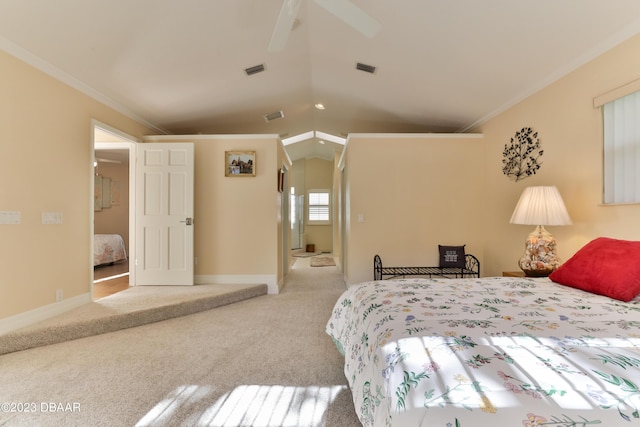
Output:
[{"xmin": 502, "ymin": 127, "xmax": 543, "ymax": 182}]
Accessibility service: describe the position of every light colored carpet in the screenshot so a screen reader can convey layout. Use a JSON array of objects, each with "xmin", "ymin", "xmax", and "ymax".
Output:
[
  {"xmin": 310, "ymin": 257, "xmax": 336, "ymax": 267},
  {"xmin": 0, "ymin": 259, "xmax": 360, "ymax": 426},
  {"xmin": 0, "ymin": 284, "xmax": 268, "ymax": 355}
]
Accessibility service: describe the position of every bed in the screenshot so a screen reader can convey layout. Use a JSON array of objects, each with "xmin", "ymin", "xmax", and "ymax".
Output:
[
  {"xmin": 326, "ymin": 238, "xmax": 640, "ymax": 426},
  {"xmin": 94, "ymin": 234, "xmax": 127, "ymax": 266}
]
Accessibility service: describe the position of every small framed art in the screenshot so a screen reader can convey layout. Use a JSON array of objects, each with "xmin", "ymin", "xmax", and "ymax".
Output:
[{"xmin": 225, "ymin": 151, "xmax": 255, "ymax": 177}]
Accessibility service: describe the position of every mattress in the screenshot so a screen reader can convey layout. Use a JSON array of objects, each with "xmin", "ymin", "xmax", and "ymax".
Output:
[
  {"xmin": 94, "ymin": 234, "xmax": 127, "ymax": 266},
  {"xmin": 326, "ymin": 276, "xmax": 640, "ymax": 426}
]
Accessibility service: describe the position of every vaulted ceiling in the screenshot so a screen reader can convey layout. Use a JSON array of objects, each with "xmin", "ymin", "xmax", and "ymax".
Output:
[{"xmin": 2, "ymin": 0, "xmax": 640, "ymax": 161}]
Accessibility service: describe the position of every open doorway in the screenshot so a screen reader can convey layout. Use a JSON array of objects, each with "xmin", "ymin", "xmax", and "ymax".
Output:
[
  {"xmin": 288, "ymin": 158, "xmax": 334, "ymax": 257},
  {"xmin": 92, "ymin": 122, "xmax": 136, "ymax": 299}
]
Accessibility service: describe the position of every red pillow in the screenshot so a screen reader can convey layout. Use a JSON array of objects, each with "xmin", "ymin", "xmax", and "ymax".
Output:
[{"xmin": 549, "ymin": 237, "xmax": 640, "ymax": 302}]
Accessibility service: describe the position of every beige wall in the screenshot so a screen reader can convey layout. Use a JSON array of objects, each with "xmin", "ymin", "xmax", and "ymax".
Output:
[
  {"xmin": 143, "ymin": 135, "xmax": 289, "ymax": 293},
  {"xmin": 476, "ymin": 32, "xmax": 640, "ymax": 276},
  {"xmin": 0, "ymin": 49, "xmax": 153, "ymax": 320},
  {"xmin": 94, "ymin": 162, "xmax": 129, "ymax": 252},
  {"xmin": 342, "ymin": 134, "xmax": 486, "ymax": 284},
  {"xmin": 341, "ymin": 33, "xmax": 640, "ymax": 282}
]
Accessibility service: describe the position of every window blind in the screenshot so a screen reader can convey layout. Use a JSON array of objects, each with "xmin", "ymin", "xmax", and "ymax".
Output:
[
  {"xmin": 603, "ymin": 91, "xmax": 640, "ymax": 204},
  {"xmin": 308, "ymin": 191, "xmax": 330, "ymax": 222}
]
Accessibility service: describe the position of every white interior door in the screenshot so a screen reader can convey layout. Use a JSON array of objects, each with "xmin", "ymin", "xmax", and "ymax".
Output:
[{"xmin": 135, "ymin": 143, "xmax": 194, "ymax": 285}]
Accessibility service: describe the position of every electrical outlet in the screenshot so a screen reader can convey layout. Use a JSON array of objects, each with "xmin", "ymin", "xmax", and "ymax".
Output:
[{"xmin": 56, "ymin": 289, "xmax": 63, "ymax": 302}]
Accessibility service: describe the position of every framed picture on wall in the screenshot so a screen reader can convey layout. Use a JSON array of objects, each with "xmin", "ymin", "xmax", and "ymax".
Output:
[
  {"xmin": 225, "ymin": 151, "xmax": 256, "ymax": 177},
  {"xmin": 94, "ymin": 175, "xmax": 103, "ymax": 211}
]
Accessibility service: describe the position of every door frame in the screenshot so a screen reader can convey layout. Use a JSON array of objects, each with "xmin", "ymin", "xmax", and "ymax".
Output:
[{"xmin": 91, "ymin": 120, "xmax": 139, "ymax": 293}]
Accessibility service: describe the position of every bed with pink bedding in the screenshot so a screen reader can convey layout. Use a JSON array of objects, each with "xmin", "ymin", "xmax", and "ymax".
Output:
[{"xmin": 94, "ymin": 234, "xmax": 127, "ymax": 266}]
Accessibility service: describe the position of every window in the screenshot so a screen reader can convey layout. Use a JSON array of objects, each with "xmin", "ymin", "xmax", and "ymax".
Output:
[
  {"xmin": 308, "ymin": 190, "xmax": 331, "ymax": 224},
  {"xmin": 602, "ymin": 90, "xmax": 640, "ymax": 204}
]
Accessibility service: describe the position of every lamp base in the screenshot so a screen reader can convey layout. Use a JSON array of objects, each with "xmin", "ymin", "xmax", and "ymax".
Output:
[
  {"xmin": 518, "ymin": 225, "xmax": 560, "ymax": 277},
  {"xmin": 521, "ymin": 267, "xmax": 555, "ymax": 277}
]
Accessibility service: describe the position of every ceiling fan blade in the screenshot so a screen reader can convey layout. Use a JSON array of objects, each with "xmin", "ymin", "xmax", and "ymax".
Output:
[
  {"xmin": 313, "ymin": 0, "xmax": 381, "ymax": 38},
  {"xmin": 268, "ymin": 0, "xmax": 302, "ymax": 52}
]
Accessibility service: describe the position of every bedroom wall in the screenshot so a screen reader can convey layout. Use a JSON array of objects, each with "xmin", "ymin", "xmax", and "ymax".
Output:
[
  {"xmin": 341, "ymin": 134, "xmax": 486, "ymax": 284},
  {"xmin": 0, "ymin": 49, "xmax": 153, "ymax": 322},
  {"xmin": 341, "ymin": 33, "xmax": 640, "ymax": 282},
  {"xmin": 93, "ymin": 161, "xmax": 129, "ymax": 252},
  {"xmin": 476, "ymin": 32, "xmax": 640, "ymax": 276},
  {"xmin": 143, "ymin": 134, "xmax": 290, "ymax": 294}
]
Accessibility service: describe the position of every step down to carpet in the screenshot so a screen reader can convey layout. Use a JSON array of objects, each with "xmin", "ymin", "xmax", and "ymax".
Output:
[{"xmin": 0, "ymin": 283, "xmax": 268, "ymax": 355}]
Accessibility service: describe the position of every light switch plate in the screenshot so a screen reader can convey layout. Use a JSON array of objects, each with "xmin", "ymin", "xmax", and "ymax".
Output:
[
  {"xmin": 42, "ymin": 212, "xmax": 63, "ymax": 224},
  {"xmin": 0, "ymin": 211, "xmax": 21, "ymax": 224}
]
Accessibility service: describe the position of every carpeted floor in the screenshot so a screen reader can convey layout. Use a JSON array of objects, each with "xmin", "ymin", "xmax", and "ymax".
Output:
[
  {"xmin": 0, "ymin": 258, "xmax": 360, "ymax": 427},
  {"xmin": 0, "ymin": 284, "xmax": 268, "ymax": 355}
]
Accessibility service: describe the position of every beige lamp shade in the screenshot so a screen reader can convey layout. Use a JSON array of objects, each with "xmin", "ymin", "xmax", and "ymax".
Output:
[{"xmin": 510, "ymin": 186, "xmax": 572, "ymax": 226}]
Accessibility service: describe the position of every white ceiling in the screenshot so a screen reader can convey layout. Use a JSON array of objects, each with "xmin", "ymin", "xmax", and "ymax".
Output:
[{"xmin": 3, "ymin": 0, "xmax": 640, "ymax": 161}]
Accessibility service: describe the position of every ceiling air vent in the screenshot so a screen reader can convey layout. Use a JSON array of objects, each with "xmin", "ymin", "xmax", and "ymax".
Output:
[
  {"xmin": 245, "ymin": 64, "xmax": 266, "ymax": 76},
  {"xmin": 264, "ymin": 110, "xmax": 285, "ymax": 122},
  {"xmin": 356, "ymin": 62, "xmax": 376, "ymax": 74}
]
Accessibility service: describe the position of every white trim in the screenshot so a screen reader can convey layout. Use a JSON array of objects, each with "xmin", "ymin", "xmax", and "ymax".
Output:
[
  {"xmin": 92, "ymin": 120, "xmax": 142, "ymax": 143},
  {"xmin": 460, "ymin": 16, "xmax": 640, "ymax": 132},
  {"xmin": 0, "ymin": 36, "xmax": 167, "ymax": 135},
  {"xmin": 337, "ymin": 138, "xmax": 349, "ymax": 171},
  {"xmin": 346, "ymin": 133, "xmax": 483, "ymax": 139},
  {"xmin": 594, "ymin": 77, "xmax": 640, "ymax": 107},
  {"xmin": 195, "ymin": 275, "xmax": 279, "ymax": 294},
  {"xmin": 315, "ymin": 131, "xmax": 346, "ymax": 145},
  {"xmin": 281, "ymin": 130, "xmax": 347, "ymax": 146},
  {"xmin": 281, "ymin": 141, "xmax": 293, "ymax": 168},
  {"xmin": 282, "ymin": 131, "xmax": 315, "ymax": 145},
  {"xmin": 143, "ymin": 134, "xmax": 280, "ymax": 142},
  {"xmin": 0, "ymin": 293, "xmax": 91, "ymax": 335}
]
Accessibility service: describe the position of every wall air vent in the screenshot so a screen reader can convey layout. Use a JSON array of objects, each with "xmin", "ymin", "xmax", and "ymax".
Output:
[
  {"xmin": 245, "ymin": 64, "xmax": 266, "ymax": 76},
  {"xmin": 264, "ymin": 110, "xmax": 285, "ymax": 122},
  {"xmin": 356, "ymin": 62, "xmax": 376, "ymax": 74}
]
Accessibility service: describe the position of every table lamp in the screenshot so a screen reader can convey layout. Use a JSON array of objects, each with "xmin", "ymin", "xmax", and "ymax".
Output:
[{"xmin": 510, "ymin": 186, "xmax": 572, "ymax": 276}]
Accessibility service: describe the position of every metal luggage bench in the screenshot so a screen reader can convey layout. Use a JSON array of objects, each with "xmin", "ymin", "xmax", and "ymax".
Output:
[{"xmin": 374, "ymin": 254, "xmax": 480, "ymax": 280}]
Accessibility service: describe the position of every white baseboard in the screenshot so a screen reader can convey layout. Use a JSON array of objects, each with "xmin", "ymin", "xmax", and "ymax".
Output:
[
  {"xmin": 0, "ymin": 292, "xmax": 92, "ymax": 335},
  {"xmin": 195, "ymin": 275, "xmax": 279, "ymax": 294}
]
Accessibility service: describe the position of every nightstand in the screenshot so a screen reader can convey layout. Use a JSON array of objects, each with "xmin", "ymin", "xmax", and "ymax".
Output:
[{"xmin": 503, "ymin": 271, "xmax": 525, "ymax": 277}]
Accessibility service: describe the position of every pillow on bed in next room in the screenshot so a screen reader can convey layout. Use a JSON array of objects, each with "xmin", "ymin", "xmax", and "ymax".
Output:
[{"xmin": 549, "ymin": 237, "xmax": 640, "ymax": 302}]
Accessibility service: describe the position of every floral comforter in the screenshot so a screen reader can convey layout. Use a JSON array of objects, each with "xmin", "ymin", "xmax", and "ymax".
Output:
[
  {"xmin": 326, "ymin": 277, "xmax": 640, "ymax": 426},
  {"xmin": 94, "ymin": 234, "xmax": 127, "ymax": 266}
]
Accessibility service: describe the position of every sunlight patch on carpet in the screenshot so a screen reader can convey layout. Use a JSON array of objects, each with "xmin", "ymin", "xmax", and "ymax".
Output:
[{"xmin": 136, "ymin": 384, "xmax": 347, "ymax": 427}]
